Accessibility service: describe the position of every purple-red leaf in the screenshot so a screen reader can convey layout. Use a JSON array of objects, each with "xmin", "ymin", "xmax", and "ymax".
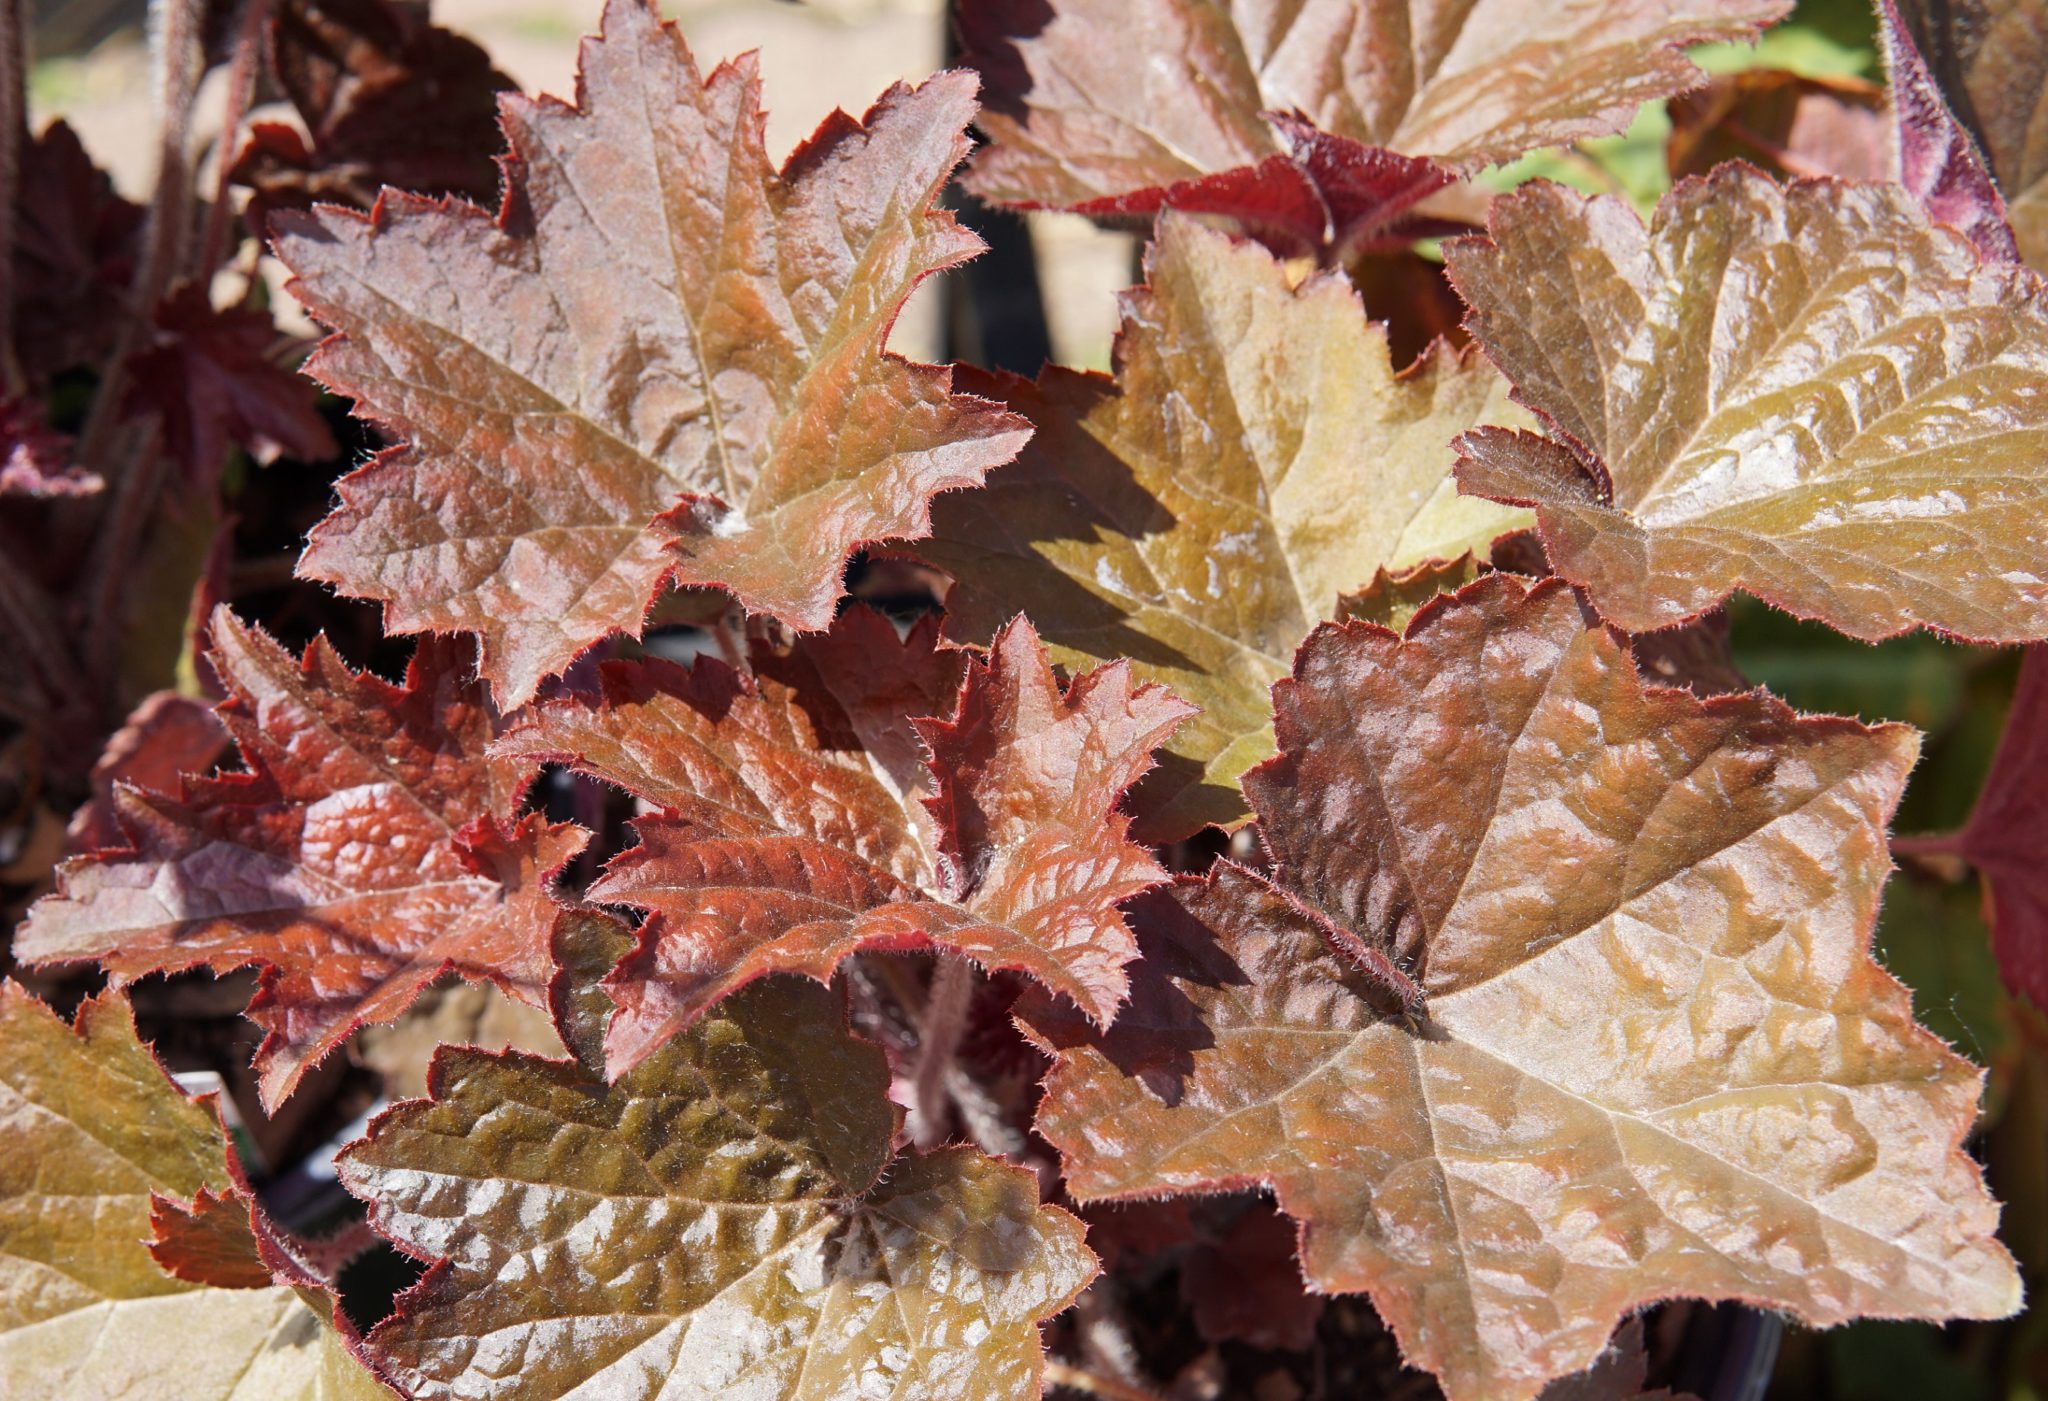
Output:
[
  {"xmin": 231, "ymin": 0, "xmax": 515, "ymax": 228},
  {"xmin": 18, "ymin": 610, "xmax": 581, "ymax": 1108},
  {"xmin": 127, "ymin": 287, "xmax": 337, "ymax": 476},
  {"xmin": 275, "ymin": 0, "xmax": 1029, "ymax": 706},
  {"xmin": 1876, "ymin": 0, "xmax": 2020, "ymax": 262},
  {"xmin": 1955, "ymin": 646, "xmax": 2048, "ymax": 1011}
]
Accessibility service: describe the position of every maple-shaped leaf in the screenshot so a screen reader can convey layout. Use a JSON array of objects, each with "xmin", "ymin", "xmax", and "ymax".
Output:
[
  {"xmin": 339, "ymin": 920, "xmax": 1096, "ymax": 1400},
  {"xmin": 916, "ymin": 215, "xmax": 1530, "ymax": 838},
  {"xmin": 0, "ymin": 984, "xmax": 389, "ymax": 1398},
  {"xmin": 126, "ymin": 286, "xmax": 338, "ymax": 476},
  {"xmin": 231, "ymin": 0, "xmax": 515, "ymax": 229},
  {"xmin": 1892, "ymin": 0, "xmax": 2048, "ymax": 269},
  {"xmin": 1876, "ymin": 0, "xmax": 2019, "ymax": 263},
  {"xmin": 17, "ymin": 609, "xmax": 582, "ymax": 1108},
  {"xmin": 12, "ymin": 120, "xmax": 142, "ymax": 385},
  {"xmin": 274, "ymin": 0, "xmax": 1029, "ymax": 707},
  {"xmin": 1027, "ymin": 576, "xmax": 2020, "ymax": 1401},
  {"xmin": 1448, "ymin": 165, "xmax": 2048, "ymax": 643},
  {"xmin": 499, "ymin": 613, "xmax": 1188, "ymax": 1073},
  {"xmin": 961, "ymin": 0, "xmax": 1787, "ymax": 213}
]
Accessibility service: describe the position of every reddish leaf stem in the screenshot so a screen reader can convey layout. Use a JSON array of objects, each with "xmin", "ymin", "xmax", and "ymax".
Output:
[
  {"xmin": 197, "ymin": 0, "xmax": 275, "ymax": 279},
  {"xmin": 81, "ymin": 0, "xmax": 206, "ymax": 686},
  {"xmin": 1892, "ymin": 832, "xmax": 1965, "ymax": 859}
]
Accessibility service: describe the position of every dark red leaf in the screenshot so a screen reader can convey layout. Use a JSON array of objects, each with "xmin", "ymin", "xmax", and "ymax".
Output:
[
  {"xmin": 230, "ymin": 0, "xmax": 514, "ymax": 227},
  {"xmin": 66, "ymin": 690, "xmax": 230, "ymax": 852},
  {"xmin": 499, "ymin": 613, "xmax": 1188, "ymax": 1073},
  {"xmin": 126, "ymin": 287, "xmax": 337, "ymax": 476},
  {"xmin": 1181, "ymin": 1199, "xmax": 1326, "ymax": 1352},
  {"xmin": 1957, "ymin": 645, "xmax": 2048, "ymax": 1011}
]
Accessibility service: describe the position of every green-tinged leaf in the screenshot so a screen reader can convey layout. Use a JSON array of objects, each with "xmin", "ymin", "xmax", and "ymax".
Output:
[
  {"xmin": 918, "ymin": 215, "xmax": 1530, "ymax": 837},
  {"xmin": 339, "ymin": 971, "xmax": 1095, "ymax": 1400},
  {"xmin": 0, "ymin": 984, "xmax": 388, "ymax": 1399},
  {"xmin": 1449, "ymin": 166, "xmax": 2048, "ymax": 643}
]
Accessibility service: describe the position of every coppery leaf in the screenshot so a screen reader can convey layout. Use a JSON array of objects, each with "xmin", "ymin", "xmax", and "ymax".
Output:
[
  {"xmin": 1028, "ymin": 575, "xmax": 2019, "ymax": 1401},
  {"xmin": 498, "ymin": 612, "xmax": 1187, "ymax": 1073},
  {"xmin": 18, "ymin": 610, "xmax": 581, "ymax": 1108},
  {"xmin": 0, "ymin": 984, "xmax": 388, "ymax": 1398},
  {"xmin": 918, "ymin": 215, "xmax": 1529, "ymax": 837},
  {"xmin": 148, "ymin": 1187, "xmax": 277, "ymax": 1291},
  {"xmin": 339, "ymin": 969, "xmax": 1095, "ymax": 1399},
  {"xmin": 961, "ymin": 0, "xmax": 1787, "ymax": 211},
  {"xmin": 1449, "ymin": 166, "xmax": 2048, "ymax": 643},
  {"xmin": 275, "ymin": 0, "xmax": 1028, "ymax": 706}
]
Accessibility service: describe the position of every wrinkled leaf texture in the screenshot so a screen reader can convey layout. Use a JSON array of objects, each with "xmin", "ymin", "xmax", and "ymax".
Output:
[
  {"xmin": 1450, "ymin": 165, "xmax": 2048, "ymax": 643},
  {"xmin": 275, "ymin": 0, "xmax": 1028, "ymax": 706},
  {"xmin": 19, "ymin": 610, "xmax": 581, "ymax": 1107},
  {"xmin": 498, "ymin": 609, "xmax": 1189, "ymax": 1074},
  {"xmin": 1028, "ymin": 575, "xmax": 2020, "ymax": 1401},
  {"xmin": 961, "ymin": 0, "xmax": 1788, "ymax": 215},
  {"xmin": 0, "ymin": 984, "xmax": 385, "ymax": 1398},
  {"xmin": 919, "ymin": 214, "xmax": 1529, "ymax": 838},
  {"xmin": 339, "ymin": 911, "xmax": 1094, "ymax": 1400}
]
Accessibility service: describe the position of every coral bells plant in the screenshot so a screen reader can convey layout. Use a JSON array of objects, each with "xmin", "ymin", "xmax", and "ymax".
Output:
[{"xmin": 10, "ymin": 0, "xmax": 2048, "ymax": 1397}]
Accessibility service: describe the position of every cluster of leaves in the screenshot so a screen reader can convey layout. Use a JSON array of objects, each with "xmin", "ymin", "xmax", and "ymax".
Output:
[{"xmin": 6, "ymin": 0, "xmax": 2048, "ymax": 1397}]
